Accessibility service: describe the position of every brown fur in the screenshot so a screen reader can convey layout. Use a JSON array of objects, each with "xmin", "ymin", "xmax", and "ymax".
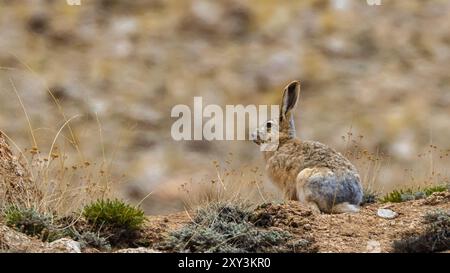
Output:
[
  {"xmin": 264, "ymin": 137, "xmax": 357, "ymax": 198},
  {"xmin": 253, "ymin": 81, "xmax": 363, "ymax": 213}
]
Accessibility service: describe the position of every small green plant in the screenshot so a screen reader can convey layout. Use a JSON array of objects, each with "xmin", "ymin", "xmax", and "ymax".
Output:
[
  {"xmin": 4, "ymin": 206, "xmax": 52, "ymax": 238},
  {"xmin": 381, "ymin": 189, "xmax": 405, "ymax": 203},
  {"xmin": 361, "ymin": 188, "xmax": 379, "ymax": 205},
  {"xmin": 83, "ymin": 199, "xmax": 145, "ymax": 230},
  {"xmin": 381, "ymin": 184, "xmax": 448, "ymax": 203},
  {"xmin": 3, "ymin": 206, "xmax": 66, "ymax": 241},
  {"xmin": 158, "ymin": 202, "xmax": 312, "ymax": 253},
  {"xmin": 82, "ymin": 199, "xmax": 146, "ymax": 247},
  {"xmin": 392, "ymin": 210, "xmax": 449, "ymax": 253},
  {"xmin": 422, "ymin": 184, "xmax": 449, "ymax": 196}
]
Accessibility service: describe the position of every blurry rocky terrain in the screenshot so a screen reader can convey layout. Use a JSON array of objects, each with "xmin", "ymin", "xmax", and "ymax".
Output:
[{"xmin": 0, "ymin": 0, "xmax": 449, "ymax": 214}]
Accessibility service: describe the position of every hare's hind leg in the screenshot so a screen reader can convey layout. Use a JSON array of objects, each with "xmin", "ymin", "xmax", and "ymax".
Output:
[
  {"xmin": 297, "ymin": 168, "xmax": 362, "ymax": 214},
  {"xmin": 296, "ymin": 167, "xmax": 332, "ymax": 213}
]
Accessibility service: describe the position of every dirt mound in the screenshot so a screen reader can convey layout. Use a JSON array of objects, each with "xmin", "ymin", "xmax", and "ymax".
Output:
[{"xmin": 144, "ymin": 193, "xmax": 450, "ymax": 253}]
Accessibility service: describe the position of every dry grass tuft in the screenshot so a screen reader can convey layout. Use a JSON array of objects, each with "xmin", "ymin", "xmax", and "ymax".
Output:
[
  {"xmin": 179, "ymin": 154, "xmax": 277, "ymax": 211},
  {"xmin": 0, "ymin": 79, "xmax": 118, "ymax": 217},
  {"xmin": 342, "ymin": 130, "xmax": 386, "ymax": 195},
  {"xmin": 341, "ymin": 129, "xmax": 450, "ymax": 200},
  {"xmin": 1, "ymin": 128, "xmax": 116, "ymax": 216}
]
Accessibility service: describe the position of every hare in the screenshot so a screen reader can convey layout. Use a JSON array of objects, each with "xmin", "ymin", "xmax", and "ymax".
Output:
[{"xmin": 252, "ymin": 81, "xmax": 363, "ymax": 213}]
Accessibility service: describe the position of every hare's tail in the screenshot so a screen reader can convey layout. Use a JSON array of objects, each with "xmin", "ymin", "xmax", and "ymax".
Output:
[{"xmin": 330, "ymin": 202, "xmax": 360, "ymax": 214}]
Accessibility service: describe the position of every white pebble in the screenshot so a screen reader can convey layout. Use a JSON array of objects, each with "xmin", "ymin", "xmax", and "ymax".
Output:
[{"xmin": 377, "ymin": 208, "xmax": 398, "ymax": 219}]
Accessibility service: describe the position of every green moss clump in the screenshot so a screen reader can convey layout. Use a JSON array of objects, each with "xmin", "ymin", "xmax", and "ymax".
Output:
[
  {"xmin": 83, "ymin": 199, "xmax": 145, "ymax": 231},
  {"xmin": 82, "ymin": 199, "xmax": 146, "ymax": 247}
]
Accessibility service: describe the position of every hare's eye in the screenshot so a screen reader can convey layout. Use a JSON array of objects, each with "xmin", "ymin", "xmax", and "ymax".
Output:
[{"xmin": 266, "ymin": 121, "xmax": 272, "ymax": 129}]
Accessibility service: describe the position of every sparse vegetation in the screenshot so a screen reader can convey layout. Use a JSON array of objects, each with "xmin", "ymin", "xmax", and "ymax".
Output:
[
  {"xmin": 381, "ymin": 184, "xmax": 448, "ymax": 203},
  {"xmin": 4, "ymin": 206, "xmax": 52, "ymax": 238},
  {"xmin": 423, "ymin": 185, "xmax": 450, "ymax": 197},
  {"xmin": 158, "ymin": 202, "xmax": 315, "ymax": 253},
  {"xmin": 3, "ymin": 206, "xmax": 68, "ymax": 242},
  {"xmin": 392, "ymin": 210, "xmax": 450, "ymax": 253},
  {"xmin": 180, "ymin": 157, "xmax": 273, "ymax": 210},
  {"xmin": 76, "ymin": 231, "xmax": 111, "ymax": 251},
  {"xmin": 341, "ymin": 130, "xmax": 388, "ymax": 207},
  {"xmin": 0, "ymin": 118, "xmax": 115, "ymax": 217}
]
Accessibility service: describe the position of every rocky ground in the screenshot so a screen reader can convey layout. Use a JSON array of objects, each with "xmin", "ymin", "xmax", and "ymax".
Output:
[
  {"xmin": 1, "ymin": 191, "xmax": 448, "ymax": 253},
  {"xmin": 144, "ymin": 193, "xmax": 450, "ymax": 253}
]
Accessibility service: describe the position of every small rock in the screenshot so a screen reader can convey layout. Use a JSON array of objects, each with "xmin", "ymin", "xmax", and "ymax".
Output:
[
  {"xmin": 289, "ymin": 221, "xmax": 299, "ymax": 228},
  {"xmin": 366, "ymin": 240, "xmax": 382, "ymax": 253},
  {"xmin": 114, "ymin": 247, "xmax": 160, "ymax": 253},
  {"xmin": 377, "ymin": 208, "xmax": 398, "ymax": 219},
  {"xmin": 341, "ymin": 230, "xmax": 356, "ymax": 237},
  {"xmin": 0, "ymin": 224, "xmax": 45, "ymax": 252},
  {"xmin": 47, "ymin": 238, "xmax": 81, "ymax": 253}
]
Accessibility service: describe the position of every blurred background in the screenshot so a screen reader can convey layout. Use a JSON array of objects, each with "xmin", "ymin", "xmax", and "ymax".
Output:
[{"xmin": 1, "ymin": 0, "xmax": 449, "ymax": 214}]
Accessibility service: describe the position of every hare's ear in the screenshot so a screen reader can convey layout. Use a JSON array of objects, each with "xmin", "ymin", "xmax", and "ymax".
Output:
[{"xmin": 280, "ymin": 81, "xmax": 300, "ymax": 120}]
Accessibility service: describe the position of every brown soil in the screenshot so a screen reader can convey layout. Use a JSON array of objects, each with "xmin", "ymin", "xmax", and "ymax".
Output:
[{"xmin": 143, "ymin": 192, "xmax": 450, "ymax": 253}]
